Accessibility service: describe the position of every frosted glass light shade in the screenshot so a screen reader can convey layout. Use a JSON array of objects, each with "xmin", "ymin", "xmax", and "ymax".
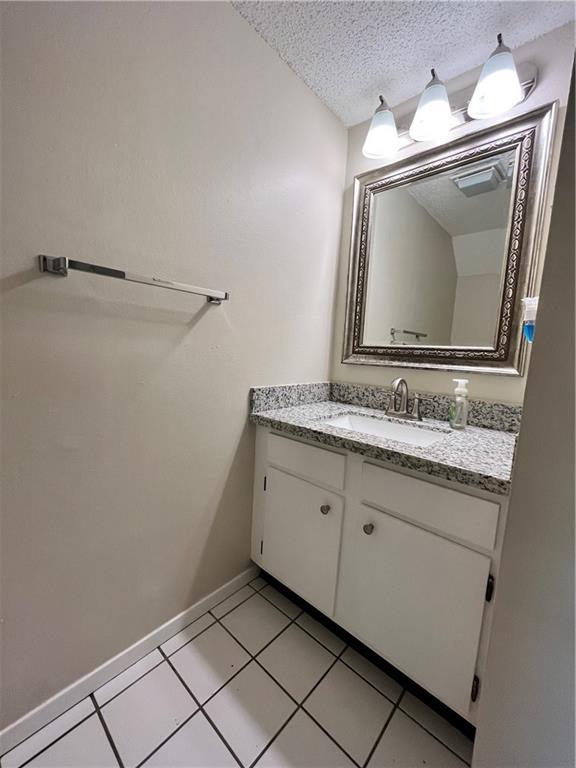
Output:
[
  {"xmin": 362, "ymin": 96, "xmax": 399, "ymax": 159},
  {"xmin": 468, "ymin": 35, "xmax": 523, "ymax": 119},
  {"xmin": 409, "ymin": 70, "xmax": 454, "ymax": 142}
]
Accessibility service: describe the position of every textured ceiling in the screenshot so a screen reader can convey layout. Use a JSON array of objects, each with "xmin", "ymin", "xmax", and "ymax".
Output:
[{"xmin": 233, "ymin": 1, "xmax": 575, "ymax": 126}]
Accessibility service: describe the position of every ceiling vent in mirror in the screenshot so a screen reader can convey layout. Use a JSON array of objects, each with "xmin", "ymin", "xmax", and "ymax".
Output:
[{"xmin": 451, "ymin": 160, "xmax": 507, "ymax": 197}]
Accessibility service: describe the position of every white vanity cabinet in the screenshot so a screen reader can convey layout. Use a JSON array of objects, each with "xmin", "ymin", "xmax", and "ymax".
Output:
[
  {"xmin": 337, "ymin": 503, "xmax": 490, "ymax": 714},
  {"xmin": 260, "ymin": 467, "xmax": 343, "ymax": 616},
  {"xmin": 251, "ymin": 427, "xmax": 507, "ymax": 723}
]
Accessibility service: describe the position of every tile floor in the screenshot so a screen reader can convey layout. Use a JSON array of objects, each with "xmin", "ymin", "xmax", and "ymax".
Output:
[{"xmin": 1, "ymin": 576, "xmax": 474, "ymax": 768}]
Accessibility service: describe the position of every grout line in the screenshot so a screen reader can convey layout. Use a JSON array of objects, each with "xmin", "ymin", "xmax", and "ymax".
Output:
[
  {"xmin": 397, "ymin": 708, "xmax": 471, "ymax": 766},
  {"xmin": 339, "ymin": 655, "xmax": 401, "ymax": 705},
  {"xmin": 210, "ymin": 588, "xmax": 258, "ymax": 620},
  {"xmin": 218, "ymin": 612, "xmax": 295, "ymax": 660},
  {"xmin": 267, "ymin": 579, "xmax": 474, "ymax": 746},
  {"xmin": 362, "ymin": 689, "xmax": 405, "ymax": 768},
  {"xmin": 90, "ymin": 694, "xmax": 124, "ymax": 768},
  {"xmin": 214, "ymin": 604, "xmax": 402, "ymax": 767},
  {"xmin": 210, "ymin": 611, "xmax": 360, "ymax": 768},
  {"xmin": 256, "ymin": 586, "xmax": 304, "ymax": 621},
  {"xmin": 248, "ymin": 707, "xmax": 301, "ymax": 768},
  {"xmin": 248, "ymin": 644, "xmax": 358, "ymax": 768},
  {"xmin": 155, "ymin": 648, "xmax": 244, "ymax": 768},
  {"xmin": 0, "ymin": 695, "xmax": 98, "ymax": 761},
  {"xmin": 161, "ymin": 580, "xmax": 252, "ymax": 652},
  {"xmin": 12, "ymin": 712, "xmax": 97, "ymax": 768},
  {"xmin": 87, "ymin": 657, "xmax": 171, "ymax": 711},
  {"xmin": 93, "ymin": 658, "xmax": 165, "ymax": 709},
  {"xmin": 132, "ymin": 711, "xmax": 198, "ymax": 768},
  {"xmin": 248, "ymin": 579, "xmax": 267, "ymax": 592}
]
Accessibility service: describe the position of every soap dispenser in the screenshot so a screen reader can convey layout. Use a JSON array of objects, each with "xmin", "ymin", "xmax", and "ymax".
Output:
[{"xmin": 449, "ymin": 379, "xmax": 469, "ymax": 430}]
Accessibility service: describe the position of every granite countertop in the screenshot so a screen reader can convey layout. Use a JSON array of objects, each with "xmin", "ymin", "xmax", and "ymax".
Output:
[{"xmin": 250, "ymin": 400, "xmax": 517, "ymax": 496}]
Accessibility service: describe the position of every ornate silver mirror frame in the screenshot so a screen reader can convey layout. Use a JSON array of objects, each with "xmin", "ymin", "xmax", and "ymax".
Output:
[{"xmin": 343, "ymin": 102, "xmax": 558, "ymax": 375}]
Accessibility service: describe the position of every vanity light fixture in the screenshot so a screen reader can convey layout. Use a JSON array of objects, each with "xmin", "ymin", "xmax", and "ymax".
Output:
[
  {"xmin": 362, "ymin": 95, "xmax": 399, "ymax": 159},
  {"xmin": 409, "ymin": 69, "xmax": 455, "ymax": 142},
  {"xmin": 468, "ymin": 33, "xmax": 524, "ymax": 119}
]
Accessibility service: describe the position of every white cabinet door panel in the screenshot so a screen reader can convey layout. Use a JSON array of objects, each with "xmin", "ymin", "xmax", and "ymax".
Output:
[
  {"xmin": 262, "ymin": 468, "xmax": 343, "ymax": 616},
  {"xmin": 336, "ymin": 504, "xmax": 490, "ymax": 714}
]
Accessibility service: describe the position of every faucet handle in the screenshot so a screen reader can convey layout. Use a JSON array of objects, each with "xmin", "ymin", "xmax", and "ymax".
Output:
[{"xmin": 411, "ymin": 394, "xmax": 422, "ymax": 421}]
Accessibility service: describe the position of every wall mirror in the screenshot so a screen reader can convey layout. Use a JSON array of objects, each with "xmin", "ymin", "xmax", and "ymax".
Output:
[{"xmin": 343, "ymin": 103, "xmax": 557, "ymax": 374}]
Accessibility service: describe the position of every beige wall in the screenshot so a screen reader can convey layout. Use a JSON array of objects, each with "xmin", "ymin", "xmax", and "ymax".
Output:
[
  {"xmin": 364, "ymin": 188, "xmax": 457, "ymax": 346},
  {"xmin": 331, "ymin": 24, "xmax": 574, "ymax": 403},
  {"xmin": 0, "ymin": 2, "xmax": 346, "ymax": 727},
  {"xmin": 451, "ymin": 274, "xmax": 501, "ymax": 346},
  {"xmin": 472, "ymin": 74, "xmax": 574, "ymax": 768}
]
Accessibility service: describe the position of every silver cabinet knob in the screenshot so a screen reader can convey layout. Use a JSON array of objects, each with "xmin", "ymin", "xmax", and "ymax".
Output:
[
  {"xmin": 363, "ymin": 523, "xmax": 375, "ymax": 535},
  {"xmin": 320, "ymin": 504, "xmax": 331, "ymax": 515}
]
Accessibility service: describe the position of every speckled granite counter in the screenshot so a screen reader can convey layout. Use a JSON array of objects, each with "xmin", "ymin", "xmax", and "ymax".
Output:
[{"xmin": 250, "ymin": 400, "xmax": 517, "ymax": 496}]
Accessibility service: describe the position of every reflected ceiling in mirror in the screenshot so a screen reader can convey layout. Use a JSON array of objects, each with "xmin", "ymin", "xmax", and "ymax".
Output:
[{"xmin": 343, "ymin": 104, "xmax": 557, "ymax": 374}]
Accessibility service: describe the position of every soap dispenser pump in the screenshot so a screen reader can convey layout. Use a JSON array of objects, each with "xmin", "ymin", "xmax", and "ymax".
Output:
[{"xmin": 449, "ymin": 379, "xmax": 469, "ymax": 430}]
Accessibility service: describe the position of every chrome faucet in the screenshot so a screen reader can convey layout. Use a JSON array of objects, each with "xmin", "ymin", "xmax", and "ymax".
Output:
[{"xmin": 386, "ymin": 377, "xmax": 422, "ymax": 421}]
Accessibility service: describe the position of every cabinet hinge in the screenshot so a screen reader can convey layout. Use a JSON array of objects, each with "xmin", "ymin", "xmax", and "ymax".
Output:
[
  {"xmin": 485, "ymin": 574, "xmax": 495, "ymax": 602},
  {"xmin": 263, "ymin": 475, "xmax": 267, "ymax": 491},
  {"xmin": 471, "ymin": 675, "xmax": 480, "ymax": 702},
  {"xmin": 260, "ymin": 539, "xmax": 264, "ymax": 555}
]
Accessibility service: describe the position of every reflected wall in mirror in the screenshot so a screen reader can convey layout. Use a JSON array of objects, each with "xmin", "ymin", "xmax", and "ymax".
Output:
[
  {"xmin": 364, "ymin": 149, "xmax": 515, "ymax": 348},
  {"xmin": 344, "ymin": 103, "xmax": 557, "ymax": 374}
]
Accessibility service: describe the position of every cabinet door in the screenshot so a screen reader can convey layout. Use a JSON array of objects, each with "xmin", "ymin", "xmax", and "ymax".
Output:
[
  {"xmin": 262, "ymin": 468, "xmax": 343, "ymax": 616},
  {"xmin": 336, "ymin": 504, "xmax": 490, "ymax": 715}
]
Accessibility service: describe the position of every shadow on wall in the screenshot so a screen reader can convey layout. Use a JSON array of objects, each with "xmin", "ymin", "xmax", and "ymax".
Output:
[
  {"xmin": 186, "ymin": 420, "xmax": 255, "ymax": 606},
  {"xmin": 0, "ymin": 267, "xmax": 42, "ymax": 293},
  {"xmin": 1, "ymin": 261, "xmax": 215, "ymax": 331}
]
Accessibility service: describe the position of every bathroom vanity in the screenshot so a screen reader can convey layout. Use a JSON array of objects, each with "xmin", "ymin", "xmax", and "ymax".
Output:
[{"xmin": 249, "ymin": 386, "xmax": 518, "ymax": 725}]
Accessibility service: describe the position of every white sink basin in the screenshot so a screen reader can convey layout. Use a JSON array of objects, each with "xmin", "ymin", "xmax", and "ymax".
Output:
[{"xmin": 323, "ymin": 413, "xmax": 445, "ymax": 448}]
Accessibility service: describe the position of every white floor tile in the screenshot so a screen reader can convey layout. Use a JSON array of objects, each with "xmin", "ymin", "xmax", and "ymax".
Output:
[
  {"xmin": 143, "ymin": 711, "xmax": 236, "ymax": 767},
  {"xmin": 400, "ymin": 693, "xmax": 473, "ymax": 763},
  {"xmin": 2, "ymin": 699, "xmax": 95, "ymax": 768},
  {"xmin": 260, "ymin": 585, "xmax": 301, "ymax": 619},
  {"xmin": 101, "ymin": 662, "xmax": 196, "ymax": 767},
  {"xmin": 304, "ymin": 661, "xmax": 394, "ymax": 765},
  {"xmin": 296, "ymin": 613, "xmax": 346, "ymax": 656},
  {"xmin": 26, "ymin": 715, "xmax": 117, "ymax": 768},
  {"xmin": 341, "ymin": 648, "xmax": 403, "ymax": 703},
  {"xmin": 95, "ymin": 650, "xmax": 163, "ymax": 706},
  {"xmin": 250, "ymin": 577, "xmax": 268, "ymax": 591},
  {"xmin": 258, "ymin": 624, "xmax": 335, "ymax": 701},
  {"xmin": 211, "ymin": 585, "xmax": 255, "ymax": 619},
  {"xmin": 160, "ymin": 613, "xmax": 215, "ymax": 656},
  {"xmin": 368, "ymin": 710, "xmax": 466, "ymax": 767},
  {"xmin": 256, "ymin": 710, "xmax": 355, "ymax": 768},
  {"xmin": 221, "ymin": 594, "xmax": 291, "ymax": 654},
  {"xmin": 170, "ymin": 623, "xmax": 250, "ymax": 704},
  {"xmin": 205, "ymin": 661, "xmax": 295, "ymax": 767}
]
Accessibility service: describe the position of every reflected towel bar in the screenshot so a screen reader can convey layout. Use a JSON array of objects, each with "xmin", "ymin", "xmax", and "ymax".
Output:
[
  {"xmin": 38, "ymin": 255, "xmax": 230, "ymax": 304},
  {"xmin": 390, "ymin": 327, "xmax": 428, "ymax": 342}
]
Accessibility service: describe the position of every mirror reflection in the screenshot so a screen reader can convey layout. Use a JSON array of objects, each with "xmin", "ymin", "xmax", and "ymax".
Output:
[{"xmin": 362, "ymin": 148, "xmax": 516, "ymax": 348}]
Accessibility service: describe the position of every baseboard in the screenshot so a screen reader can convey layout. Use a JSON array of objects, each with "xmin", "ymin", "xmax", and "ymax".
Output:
[{"xmin": 0, "ymin": 565, "xmax": 259, "ymax": 755}]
